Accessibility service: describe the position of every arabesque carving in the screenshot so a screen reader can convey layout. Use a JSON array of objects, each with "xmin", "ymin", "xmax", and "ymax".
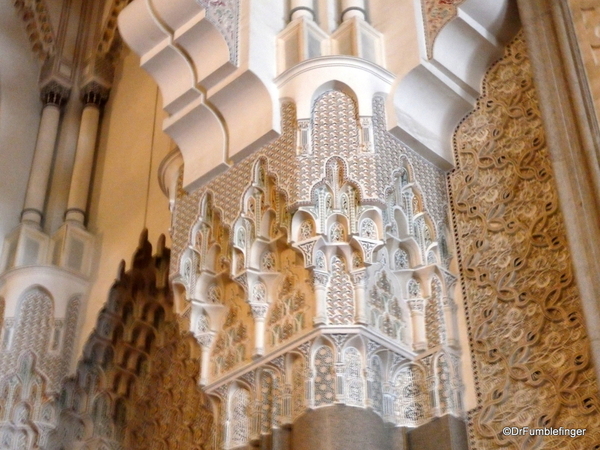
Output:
[
  {"xmin": 421, "ymin": 0, "xmax": 466, "ymax": 59},
  {"xmin": 450, "ymin": 33, "xmax": 600, "ymax": 448}
]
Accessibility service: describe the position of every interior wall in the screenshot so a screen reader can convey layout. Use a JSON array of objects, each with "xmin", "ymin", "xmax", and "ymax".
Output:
[
  {"xmin": 79, "ymin": 46, "xmax": 173, "ymax": 360},
  {"xmin": 0, "ymin": 3, "xmax": 43, "ymax": 256},
  {"xmin": 369, "ymin": 0, "xmax": 420, "ymax": 78}
]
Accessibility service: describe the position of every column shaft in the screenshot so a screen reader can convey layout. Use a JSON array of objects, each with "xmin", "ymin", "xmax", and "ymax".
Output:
[
  {"xmin": 22, "ymin": 103, "xmax": 61, "ymax": 225},
  {"xmin": 341, "ymin": 0, "xmax": 365, "ymax": 21},
  {"xmin": 290, "ymin": 0, "xmax": 314, "ymax": 20},
  {"xmin": 65, "ymin": 103, "xmax": 101, "ymax": 224}
]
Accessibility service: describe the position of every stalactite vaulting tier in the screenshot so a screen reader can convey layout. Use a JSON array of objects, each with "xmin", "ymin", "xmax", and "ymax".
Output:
[
  {"xmin": 41, "ymin": 232, "xmax": 215, "ymax": 450},
  {"xmin": 165, "ymin": 82, "xmax": 463, "ymax": 448}
]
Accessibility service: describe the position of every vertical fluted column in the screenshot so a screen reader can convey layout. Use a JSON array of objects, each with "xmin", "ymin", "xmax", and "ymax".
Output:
[
  {"xmin": 21, "ymin": 86, "xmax": 68, "ymax": 226},
  {"xmin": 441, "ymin": 296, "xmax": 458, "ymax": 347},
  {"xmin": 335, "ymin": 362, "xmax": 345, "ymax": 402},
  {"xmin": 282, "ymin": 383, "xmax": 292, "ymax": 424},
  {"xmin": 65, "ymin": 85, "xmax": 108, "ymax": 225},
  {"xmin": 382, "ymin": 381, "xmax": 395, "ymax": 423}
]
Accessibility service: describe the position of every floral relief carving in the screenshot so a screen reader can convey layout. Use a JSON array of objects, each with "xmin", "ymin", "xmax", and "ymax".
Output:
[
  {"xmin": 450, "ymin": 33, "xmax": 600, "ymax": 448},
  {"xmin": 268, "ymin": 275, "xmax": 309, "ymax": 348},
  {"xmin": 420, "ymin": 0, "xmax": 466, "ymax": 59},
  {"xmin": 394, "ymin": 249, "xmax": 409, "ymax": 270},
  {"xmin": 291, "ymin": 355, "xmax": 306, "ymax": 419},
  {"xmin": 259, "ymin": 369, "xmax": 281, "ymax": 434},
  {"xmin": 299, "ymin": 220, "xmax": 313, "ymax": 241},
  {"xmin": 425, "ymin": 277, "xmax": 443, "ymax": 349},
  {"xmin": 369, "ymin": 355, "xmax": 384, "ymax": 415},
  {"xmin": 368, "ymin": 271, "xmax": 406, "ymax": 344},
  {"xmin": 329, "ymin": 222, "xmax": 345, "ymax": 242},
  {"xmin": 213, "ymin": 301, "xmax": 250, "ymax": 377}
]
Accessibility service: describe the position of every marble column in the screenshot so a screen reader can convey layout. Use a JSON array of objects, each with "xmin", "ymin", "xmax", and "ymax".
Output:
[
  {"xmin": 21, "ymin": 86, "xmax": 68, "ymax": 226},
  {"xmin": 351, "ymin": 270, "xmax": 367, "ymax": 324},
  {"xmin": 341, "ymin": 0, "xmax": 366, "ymax": 21},
  {"xmin": 250, "ymin": 302, "xmax": 268, "ymax": 357},
  {"xmin": 312, "ymin": 271, "xmax": 329, "ymax": 325},
  {"xmin": 407, "ymin": 298, "xmax": 425, "ymax": 352},
  {"xmin": 290, "ymin": 0, "xmax": 314, "ymax": 20},
  {"xmin": 65, "ymin": 85, "xmax": 108, "ymax": 225},
  {"xmin": 197, "ymin": 333, "xmax": 214, "ymax": 386}
]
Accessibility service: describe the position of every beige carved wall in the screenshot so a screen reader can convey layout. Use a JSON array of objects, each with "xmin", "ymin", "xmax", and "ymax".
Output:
[{"xmin": 450, "ymin": 33, "xmax": 600, "ymax": 449}]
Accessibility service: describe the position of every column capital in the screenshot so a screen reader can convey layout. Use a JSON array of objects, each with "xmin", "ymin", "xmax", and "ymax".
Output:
[
  {"xmin": 196, "ymin": 332, "xmax": 215, "ymax": 348},
  {"xmin": 249, "ymin": 302, "xmax": 269, "ymax": 319},
  {"xmin": 350, "ymin": 269, "xmax": 367, "ymax": 286},
  {"xmin": 312, "ymin": 271, "xmax": 329, "ymax": 288},
  {"xmin": 40, "ymin": 81, "xmax": 70, "ymax": 107},
  {"xmin": 81, "ymin": 82, "xmax": 110, "ymax": 107},
  {"xmin": 407, "ymin": 298, "xmax": 424, "ymax": 314}
]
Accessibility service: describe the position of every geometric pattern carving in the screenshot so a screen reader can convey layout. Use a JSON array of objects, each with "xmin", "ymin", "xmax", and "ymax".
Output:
[
  {"xmin": 313, "ymin": 345, "xmax": 335, "ymax": 407},
  {"xmin": 229, "ymin": 387, "xmax": 250, "ymax": 448},
  {"xmin": 0, "ymin": 287, "xmax": 80, "ymax": 449},
  {"xmin": 0, "ymin": 289, "xmax": 54, "ymax": 388},
  {"xmin": 343, "ymin": 347, "xmax": 364, "ymax": 407},
  {"xmin": 0, "ymin": 352, "xmax": 56, "ymax": 449},
  {"xmin": 450, "ymin": 34, "xmax": 600, "ymax": 448},
  {"xmin": 325, "ymin": 257, "xmax": 354, "ymax": 325},
  {"xmin": 394, "ymin": 364, "xmax": 428, "ymax": 426},
  {"xmin": 425, "ymin": 277, "xmax": 443, "ymax": 349}
]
